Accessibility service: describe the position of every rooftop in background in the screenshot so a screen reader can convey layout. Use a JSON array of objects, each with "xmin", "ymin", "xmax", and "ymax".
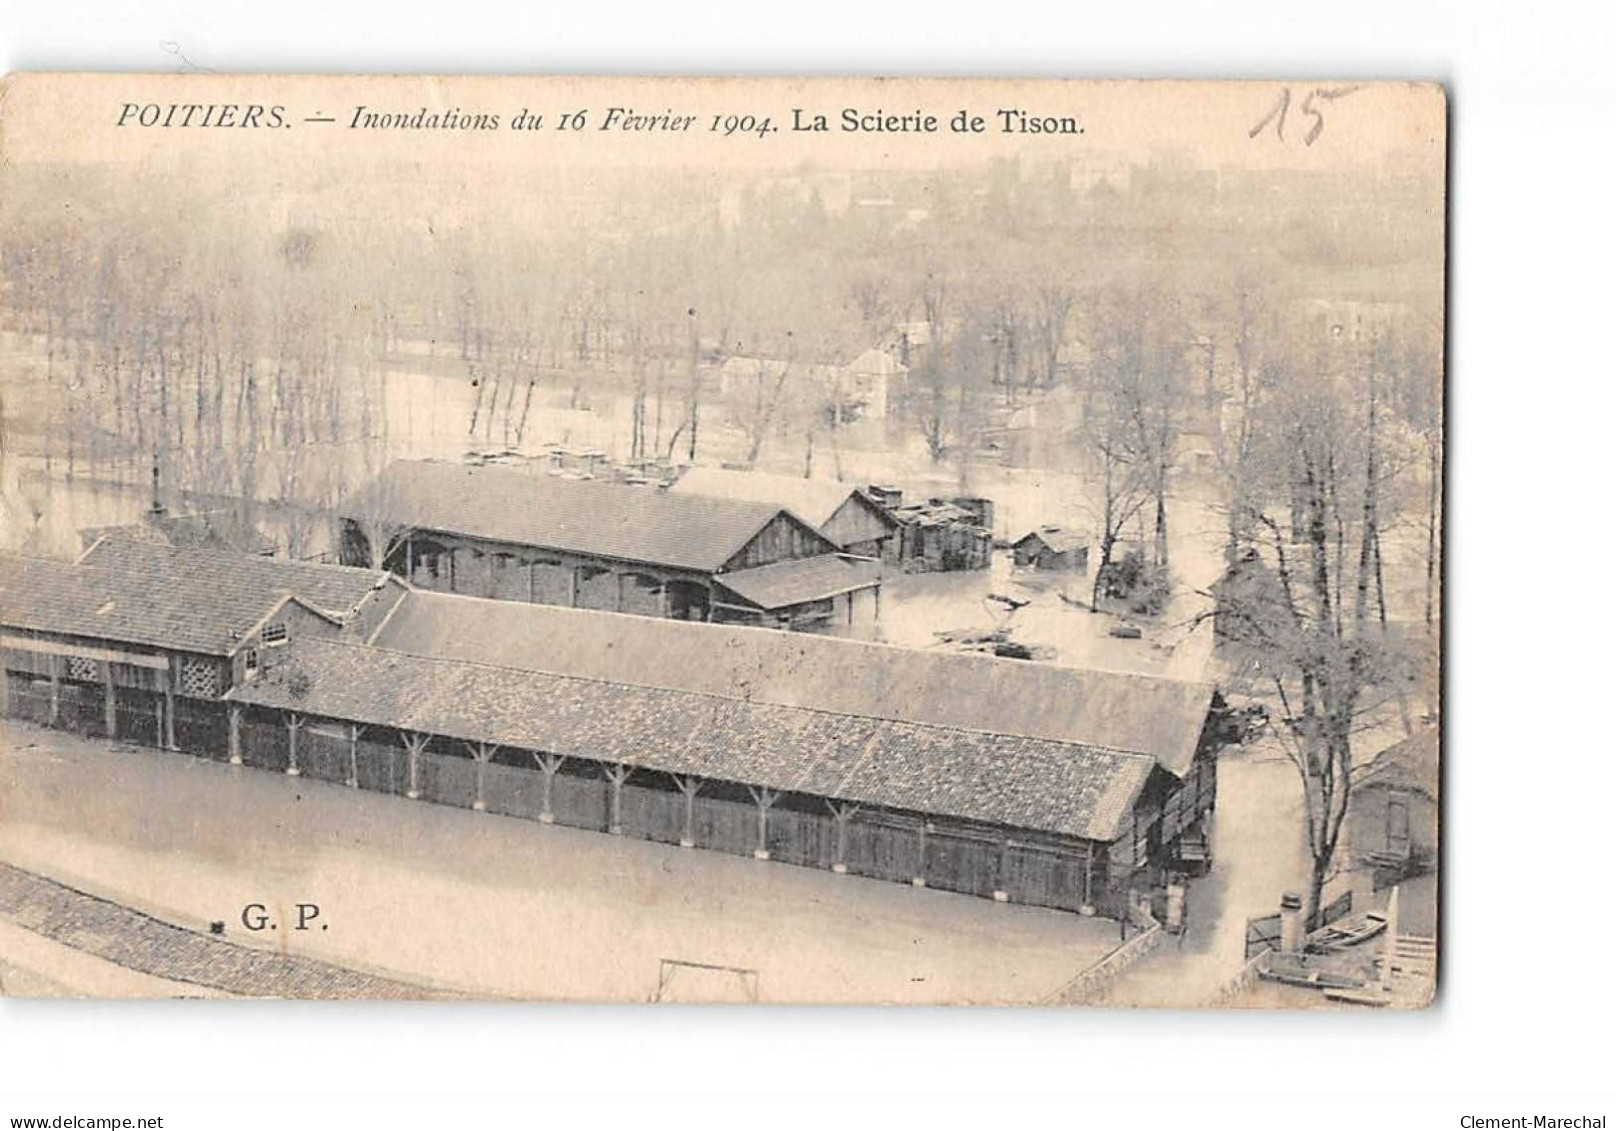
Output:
[
  {"xmin": 347, "ymin": 460, "xmax": 820, "ymax": 573},
  {"xmin": 847, "ymin": 347, "xmax": 908, "ymax": 376},
  {"xmin": 229, "ymin": 635, "xmax": 1157, "ymax": 843},
  {"xmin": 78, "ymin": 509, "xmax": 277, "ymax": 558},
  {"xmin": 1355, "ymin": 726, "xmax": 1440, "ymax": 799},
  {"xmin": 1015, "ymin": 526, "xmax": 1089, "ymax": 554},
  {"xmin": 370, "ymin": 589, "xmax": 1215, "ymax": 774},
  {"xmin": 1, "ymin": 538, "xmax": 388, "ymax": 656},
  {"xmin": 669, "ymin": 466, "xmax": 890, "ymax": 531}
]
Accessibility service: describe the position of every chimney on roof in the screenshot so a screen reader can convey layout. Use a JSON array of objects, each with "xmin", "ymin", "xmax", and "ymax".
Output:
[{"xmin": 149, "ymin": 454, "xmax": 166, "ymax": 517}]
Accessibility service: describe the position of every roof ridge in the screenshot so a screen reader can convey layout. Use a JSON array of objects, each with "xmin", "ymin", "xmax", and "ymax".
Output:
[
  {"xmin": 396, "ymin": 586, "xmax": 1211, "ymax": 692},
  {"xmin": 268, "ymin": 635, "xmax": 1158, "ymax": 764},
  {"xmin": 85, "ymin": 532, "xmax": 386, "ymax": 580}
]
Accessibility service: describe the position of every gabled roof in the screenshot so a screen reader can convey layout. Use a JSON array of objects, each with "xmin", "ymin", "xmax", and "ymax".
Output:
[
  {"xmin": 2, "ymin": 539, "xmax": 388, "ymax": 656},
  {"xmin": 1355, "ymin": 727, "xmax": 1439, "ymax": 799},
  {"xmin": 669, "ymin": 466, "xmax": 895, "ymax": 532},
  {"xmin": 370, "ymin": 590, "xmax": 1215, "ymax": 774},
  {"xmin": 847, "ymin": 348, "xmax": 907, "ymax": 376},
  {"xmin": 228, "ymin": 636, "xmax": 1156, "ymax": 843},
  {"xmin": 715, "ymin": 556, "xmax": 882, "ymax": 611},
  {"xmin": 346, "ymin": 460, "xmax": 825, "ymax": 573},
  {"xmin": 1015, "ymin": 526, "xmax": 1088, "ymax": 554}
]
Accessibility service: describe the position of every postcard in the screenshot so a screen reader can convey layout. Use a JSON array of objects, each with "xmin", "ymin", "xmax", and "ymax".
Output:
[{"xmin": 0, "ymin": 74, "xmax": 1444, "ymax": 1005}]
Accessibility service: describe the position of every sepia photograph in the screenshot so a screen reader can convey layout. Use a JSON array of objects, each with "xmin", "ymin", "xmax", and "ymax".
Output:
[{"xmin": 0, "ymin": 74, "xmax": 1444, "ymax": 1008}]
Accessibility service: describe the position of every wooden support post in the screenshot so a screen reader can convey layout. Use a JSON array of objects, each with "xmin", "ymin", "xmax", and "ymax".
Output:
[
  {"xmin": 827, "ymin": 800, "xmax": 860, "ymax": 873},
  {"xmin": 527, "ymin": 562, "xmax": 536, "ymax": 603},
  {"xmin": 994, "ymin": 837, "xmax": 1012, "ymax": 903},
  {"xmin": 405, "ymin": 537, "xmax": 414, "ymax": 581},
  {"xmin": 1081, "ymin": 840, "xmax": 1096, "ymax": 915},
  {"xmin": 47, "ymin": 654, "xmax": 60, "ymax": 726},
  {"xmin": 466, "ymin": 741, "xmax": 499, "ymax": 811},
  {"xmin": 568, "ymin": 566, "xmax": 580, "ymax": 608},
  {"xmin": 659, "ymin": 582, "xmax": 670, "ymax": 620},
  {"xmin": 163, "ymin": 666, "xmax": 177, "ymax": 750},
  {"xmin": 602, "ymin": 763, "xmax": 631, "ymax": 834},
  {"xmin": 0, "ymin": 650, "xmax": 11, "ymax": 717},
  {"xmin": 284, "ymin": 713, "xmax": 304, "ymax": 776},
  {"xmin": 403, "ymin": 732, "xmax": 429, "ymax": 799},
  {"xmin": 746, "ymin": 786, "xmax": 778, "ymax": 860},
  {"xmin": 228, "ymin": 705, "xmax": 242, "ymax": 765},
  {"xmin": 103, "ymin": 661, "xmax": 117, "ymax": 739},
  {"xmin": 533, "ymin": 752, "xmax": 565, "ymax": 823},
  {"xmin": 912, "ymin": 819, "xmax": 929, "ymax": 887},
  {"xmin": 674, "ymin": 776, "xmax": 703, "ymax": 848},
  {"xmin": 615, "ymin": 571, "xmax": 626, "ymax": 613},
  {"xmin": 347, "ymin": 723, "xmax": 365, "ymax": 788}
]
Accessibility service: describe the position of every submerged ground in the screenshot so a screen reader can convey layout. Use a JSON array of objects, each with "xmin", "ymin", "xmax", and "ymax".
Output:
[{"xmin": 0, "ymin": 720, "xmax": 1128, "ymax": 1003}]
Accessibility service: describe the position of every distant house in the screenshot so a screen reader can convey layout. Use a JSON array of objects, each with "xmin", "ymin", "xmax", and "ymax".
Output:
[
  {"xmin": 716, "ymin": 355, "xmax": 778, "ymax": 399},
  {"xmin": 889, "ymin": 321, "xmax": 934, "ymax": 368},
  {"xmin": 1349, "ymin": 727, "xmax": 1439, "ymax": 889},
  {"xmin": 338, "ymin": 460, "xmax": 881, "ymax": 635},
  {"xmin": 1012, "ymin": 526, "xmax": 1089, "ymax": 571},
  {"xmin": 669, "ymin": 466, "xmax": 899, "ymax": 562},
  {"xmin": 841, "ymin": 348, "xmax": 907, "ymax": 421}
]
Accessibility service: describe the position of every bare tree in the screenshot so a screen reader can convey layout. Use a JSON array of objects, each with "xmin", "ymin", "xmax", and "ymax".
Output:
[{"xmin": 1213, "ymin": 332, "xmax": 1416, "ymax": 926}]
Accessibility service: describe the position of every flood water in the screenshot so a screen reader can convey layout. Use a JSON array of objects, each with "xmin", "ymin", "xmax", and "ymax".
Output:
[{"xmin": 2, "ymin": 341, "xmax": 1428, "ymax": 683}]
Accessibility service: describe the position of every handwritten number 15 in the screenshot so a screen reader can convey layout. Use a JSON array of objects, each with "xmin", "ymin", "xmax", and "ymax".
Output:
[{"xmin": 1249, "ymin": 85, "xmax": 1362, "ymax": 146}]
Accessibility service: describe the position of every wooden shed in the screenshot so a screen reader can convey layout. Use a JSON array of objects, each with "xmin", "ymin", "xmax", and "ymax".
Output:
[
  {"xmin": 1012, "ymin": 526, "xmax": 1090, "ymax": 571},
  {"xmin": 1349, "ymin": 727, "xmax": 1439, "ymax": 889}
]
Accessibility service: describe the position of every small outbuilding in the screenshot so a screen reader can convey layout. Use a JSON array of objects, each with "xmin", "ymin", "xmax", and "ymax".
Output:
[
  {"xmin": 1012, "ymin": 526, "xmax": 1090, "ymax": 571},
  {"xmin": 1349, "ymin": 726, "xmax": 1439, "ymax": 889}
]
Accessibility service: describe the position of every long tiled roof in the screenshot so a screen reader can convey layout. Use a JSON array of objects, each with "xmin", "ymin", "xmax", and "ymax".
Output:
[
  {"xmin": 0, "ymin": 539, "xmax": 388, "ymax": 656},
  {"xmin": 228, "ymin": 636, "xmax": 1156, "ymax": 842},
  {"xmin": 370, "ymin": 590, "xmax": 1214, "ymax": 773},
  {"xmin": 715, "ymin": 556, "xmax": 882, "ymax": 611},
  {"xmin": 347, "ymin": 460, "xmax": 827, "ymax": 573}
]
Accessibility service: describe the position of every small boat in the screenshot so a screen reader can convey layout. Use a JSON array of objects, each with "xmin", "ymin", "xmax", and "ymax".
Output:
[
  {"xmin": 1305, "ymin": 912, "xmax": 1389, "ymax": 953},
  {"xmin": 1259, "ymin": 952, "xmax": 1370, "ymax": 991}
]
